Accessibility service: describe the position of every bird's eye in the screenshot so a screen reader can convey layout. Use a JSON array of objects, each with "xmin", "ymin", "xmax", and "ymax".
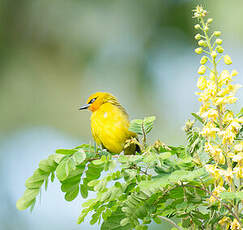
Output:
[{"xmin": 88, "ymin": 97, "xmax": 97, "ymax": 104}]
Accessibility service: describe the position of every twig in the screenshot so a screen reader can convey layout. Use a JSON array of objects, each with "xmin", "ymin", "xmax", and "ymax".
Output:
[
  {"xmin": 182, "ymin": 184, "xmax": 242, "ymax": 227},
  {"xmin": 141, "ymin": 121, "xmax": 146, "ymax": 146}
]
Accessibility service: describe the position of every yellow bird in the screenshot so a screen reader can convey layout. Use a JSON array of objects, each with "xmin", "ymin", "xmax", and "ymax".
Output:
[{"xmin": 79, "ymin": 92, "xmax": 139, "ymax": 154}]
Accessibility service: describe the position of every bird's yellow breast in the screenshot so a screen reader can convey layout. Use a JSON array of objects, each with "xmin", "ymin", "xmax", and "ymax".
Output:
[{"xmin": 90, "ymin": 103, "xmax": 135, "ymax": 154}]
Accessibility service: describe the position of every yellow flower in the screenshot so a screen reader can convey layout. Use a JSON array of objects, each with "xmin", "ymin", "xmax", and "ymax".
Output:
[
  {"xmin": 207, "ymin": 108, "xmax": 218, "ymax": 121},
  {"xmin": 224, "ymin": 55, "xmax": 232, "ymax": 65},
  {"xmin": 219, "ymin": 70, "xmax": 232, "ymax": 86},
  {"xmin": 198, "ymin": 65, "xmax": 206, "ymax": 75},
  {"xmin": 208, "ymin": 195, "xmax": 216, "ymax": 203},
  {"xmin": 197, "ymin": 76, "xmax": 207, "ymax": 90},
  {"xmin": 238, "ymin": 117, "xmax": 243, "ymax": 124},
  {"xmin": 233, "ymin": 167, "xmax": 243, "ymax": 178},
  {"xmin": 222, "ymin": 168, "xmax": 233, "ymax": 184},
  {"xmin": 230, "ymin": 219, "xmax": 241, "ymax": 230},
  {"xmin": 218, "ymin": 216, "xmax": 231, "ymax": 229},
  {"xmin": 231, "ymin": 69, "xmax": 238, "ymax": 77},
  {"xmin": 201, "ymin": 121, "xmax": 220, "ymax": 139},
  {"xmin": 205, "ymin": 164, "xmax": 222, "ymax": 180},
  {"xmin": 230, "ymin": 120, "xmax": 242, "ymax": 134},
  {"xmin": 222, "ymin": 128, "xmax": 236, "ymax": 145},
  {"xmin": 204, "ymin": 142, "xmax": 225, "ymax": 164},
  {"xmin": 212, "ymin": 96, "xmax": 238, "ymax": 106},
  {"xmin": 223, "ymin": 111, "xmax": 234, "ymax": 124},
  {"xmin": 206, "ymin": 80, "xmax": 217, "ymax": 97},
  {"xmin": 212, "ymin": 185, "xmax": 225, "ymax": 197},
  {"xmin": 234, "ymin": 142, "xmax": 243, "ymax": 152}
]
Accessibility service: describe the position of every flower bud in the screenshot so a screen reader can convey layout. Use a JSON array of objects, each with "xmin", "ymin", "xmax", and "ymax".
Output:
[
  {"xmin": 204, "ymin": 26, "xmax": 209, "ymax": 32},
  {"xmin": 231, "ymin": 70, "xmax": 238, "ymax": 77},
  {"xmin": 195, "ymin": 47, "xmax": 203, "ymax": 54},
  {"xmin": 224, "ymin": 55, "xmax": 232, "ymax": 65},
  {"xmin": 194, "ymin": 24, "xmax": 201, "ymax": 30},
  {"xmin": 207, "ymin": 18, "xmax": 213, "ymax": 24},
  {"xmin": 198, "ymin": 65, "xmax": 206, "ymax": 75},
  {"xmin": 216, "ymin": 46, "xmax": 224, "ymax": 53},
  {"xmin": 216, "ymin": 39, "xmax": 223, "ymax": 45},
  {"xmin": 200, "ymin": 56, "xmax": 208, "ymax": 65},
  {"xmin": 195, "ymin": 34, "xmax": 201, "ymax": 40},
  {"xmin": 214, "ymin": 31, "xmax": 221, "ymax": 36},
  {"xmin": 211, "ymin": 51, "xmax": 217, "ymax": 58},
  {"xmin": 198, "ymin": 40, "xmax": 206, "ymax": 47}
]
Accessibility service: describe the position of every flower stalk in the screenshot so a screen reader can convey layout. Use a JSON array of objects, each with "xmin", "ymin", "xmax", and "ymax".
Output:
[{"xmin": 193, "ymin": 5, "xmax": 243, "ymax": 229}]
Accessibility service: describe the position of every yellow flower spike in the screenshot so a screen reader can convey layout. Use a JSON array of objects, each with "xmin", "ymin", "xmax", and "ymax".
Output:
[
  {"xmin": 214, "ymin": 31, "xmax": 221, "ymax": 36},
  {"xmin": 216, "ymin": 46, "xmax": 224, "ymax": 53},
  {"xmin": 230, "ymin": 219, "xmax": 241, "ymax": 230},
  {"xmin": 211, "ymin": 51, "xmax": 217, "ymax": 58},
  {"xmin": 197, "ymin": 76, "xmax": 207, "ymax": 90},
  {"xmin": 198, "ymin": 65, "xmax": 206, "ymax": 75},
  {"xmin": 216, "ymin": 38, "xmax": 223, "ymax": 45},
  {"xmin": 224, "ymin": 55, "xmax": 232, "ymax": 65},
  {"xmin": 194, "ymin": 33, "xmax": 201, "ymax": 40},
  {"xmin": 195, "ymin": 47, "xmax": 203, "ymax": 54},
  {"xmin": 200, "ymin": 56, "xmax": 208, "ymax": 65},
  {"xmin": 231, "ymin": 69, "xmax": 238, "ymax": 76}
]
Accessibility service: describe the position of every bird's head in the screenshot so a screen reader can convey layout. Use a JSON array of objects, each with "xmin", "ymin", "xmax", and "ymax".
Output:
[{"xmin": 79, "ymin": 92, "xmax": 118, "ymax": 112}]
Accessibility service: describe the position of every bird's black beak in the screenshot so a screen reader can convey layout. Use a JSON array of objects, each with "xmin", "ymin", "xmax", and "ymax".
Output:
[{"xmin": 79, "ymin": 104, "xmax": 90, "ymax": 110}]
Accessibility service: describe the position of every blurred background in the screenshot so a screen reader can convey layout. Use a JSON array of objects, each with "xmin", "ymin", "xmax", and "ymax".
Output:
[{"xmin": 0, "ymin": 0, "xmax": 242, "ymax": 229}]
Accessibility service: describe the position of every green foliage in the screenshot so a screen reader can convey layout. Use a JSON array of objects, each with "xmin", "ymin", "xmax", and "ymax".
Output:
[
  {"xmin": 17, "ymin": 114, "xmax": 238, "ymax": 229},
  {"xmin": 129, "ymin": 116, "xmax": 156, "ymax": 136}
]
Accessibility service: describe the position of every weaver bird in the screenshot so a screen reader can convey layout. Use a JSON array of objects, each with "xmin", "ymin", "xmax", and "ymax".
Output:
[{"xmin": 79, "ymin": 92, "xmax": 139, "ymax": 154}]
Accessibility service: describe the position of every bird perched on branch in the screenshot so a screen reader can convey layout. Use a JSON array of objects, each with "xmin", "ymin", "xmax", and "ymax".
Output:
[{"xmin": 79, "ymin": 92, "xmax": 139, "ymax": 154}]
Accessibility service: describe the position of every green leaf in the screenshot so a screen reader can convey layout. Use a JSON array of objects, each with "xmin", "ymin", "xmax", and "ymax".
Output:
[
  {"xmin": 80, "ymin": 184, "xmax": 88, "ymax": 198},
  {"xmin": 220, "ymin": 191, "xmax": 243, "ymax": 201},
  {"xmin": 129, "ymin": 116, "xmax": 156, "ymax": 135},
  {"xmin": 129, "ymin": 119, "xmax": 144, "ymax": 135},
  {"xmin": 56, "ymin": 158, "xmax": 75, "ymax": 181},
  {"xmin": 120, "ymin": 218, "xmax": 130, "ymax": 226},
  {"xmin": 101, "ymin": 208, "xmax": 132, "ymax": 230},
  {"xmin": 143, "ymin": 116, "xmax": 156, "ymax": 134},
  {"xmin": 16, "ymin": 188, "xmax": 40, "ymax": 210},
  {"xmin": 64, "ymin": 184, "xmax": 79, "ymax": 201},
  {"xmin": 72, "ymin": 150, "xmax": 86, "ymax": 165},
  {"xmin": 191, "ymin": 113, "xmax": 204, "ymax": 124},
  {"xmin": 56, "ymin": 149, "xmax": 77, "ymax": 155}
]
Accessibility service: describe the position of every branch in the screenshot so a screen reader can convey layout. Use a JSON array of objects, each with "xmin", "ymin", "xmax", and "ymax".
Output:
[{"xmin": 182, "ymin": 184, "xmax": 242, "ymax": 227}]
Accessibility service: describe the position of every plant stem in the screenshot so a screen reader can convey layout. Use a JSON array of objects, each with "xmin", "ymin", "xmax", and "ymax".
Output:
[
  {"xmin": 200, "ymin": 16, "xmax": 223, "ymax": 130},
  {"xmin": 182, "ymin": 184, "xmax": 242, "ymax": 227}
]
